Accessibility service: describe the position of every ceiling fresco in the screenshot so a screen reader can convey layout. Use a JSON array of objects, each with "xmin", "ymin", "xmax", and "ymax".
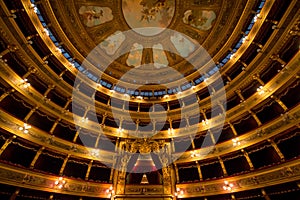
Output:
[
  {"xmin": 49, "ymin": 0, "xmax": 240, "ymax": 88},
  {"xmin": 122, "ymin": 0, "xmax": 176, "ymax": 36}
]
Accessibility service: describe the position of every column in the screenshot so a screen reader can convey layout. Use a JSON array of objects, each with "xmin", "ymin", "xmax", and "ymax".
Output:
[
  {"xmin": 94, "ymin": 115, "xmax": 106, "ymax": 147},
  {"xmin": 63, "ymin": 98, "xmax": 72, "ymax": 110},
  {"xmin": 241, "ymin": 149, "xmax": 254, "ymax": 170},
  {"xmin": 268, "ymin": 139, "xmax": 285, "ymax": 161},
  {"xmin": 228, "ymin": 122, "xmax": 238, "ymax": 136},
  {"xmin": 190, "ymin": 135, "xmax": 195, "ymax": 149},
  {"xmin": 0, "ymin": 45, "xmax": 18, "ymax": 57},
  {"xmin": 270, "ymin": 54, "xmax": 286, "ymax": 66},
  {"xmin": 174, "ymin": 163, "xmax": 180, "ymax": 183},
  {"xmin": 218, "ymin": 156, "xmax": 228, "ymax": 177},
  {"xmin": 9, "ymin": 188, "xmax": 20, "ymax": 200},
  {"xmin": 252, "ymin": 74, "xmax": 265, "ymax": 86},
  {"xmin": 195, "ymin": 161, "xmax": 203, "ymax": 181},
  {"xmin": 85, "ymin": 160, "xmax": 93, "ymax": 180},
  {"xmin": 137, "ymin": 102, "xmax": 140, "ymax": 112},
  {"xmin": 109, "ymin": 138, "xmax": 120, "ymax": 183},
  {"xmin": 58, "ymin": 69, "xmax": 68, "ymax": 79},
  {"xmin": 72, "ymin": 127, "xmax": 82, "ymax": 143},
  {"xmin": 23, "ymin": 107, "xmax": 38, "ymax": 121},
  {"xmin": 170, "ymin": 138, "xmax": 175, "ymax": 153},
  {"xmin": 261, "ymin": 188, "xmax": 271, "ymax": 200},
  {"xmin": 29, "ymin": 147, "xmax": 45, "ymax": 169},
  {"xmin": 236, "ymin": 89, "xmax": 262, "ymax": 126},
  {"xmin": 0, "ymin": 89, "xmax": 15, "ymax": 102},
  {"xmin": 0, "ymin": 135, "xmax": 16, "ymax": 156},
  {"xmin": 201, "ymin": 110, "xmax": 216, "ymax": 144},
  {"xmin": 21, "ymin": 67, "xmax": 37, "ymax": 80},
  {"xmin": 43, "ymin": 85, "xmax": 55, "ymax": 98},
  {"xmin": 249, "ymin": 110, "xmax": 262, "ymax": 126},
  {"xmin": 49, "ymin": 119, "xmax": 61, "ymax": 135},
  {"xmin": 59, "ymin": 154, "xmax": 70, "ymax": 176},
  {"xmin": 271, "ymin": 95, "xmax": 288, "ymax": 111}
]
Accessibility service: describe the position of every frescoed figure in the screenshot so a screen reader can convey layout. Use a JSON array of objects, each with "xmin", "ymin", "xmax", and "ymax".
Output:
[
  {"xmin": 100, "ymin": 31, "xmax": 126, "ymax": 55},
  {"xmin": 183, "ymin": 10, "xmax": 216, "ymax": 31},
  {"xmin": 153, "ymin": 43, "xmax": 169, "ymax": 68},
  {"xmin": 122, "ymin": 0, "xmax": 175, "ymax": 36},
  {"xmin": 126, "ymin": 43, "xmax": 144, "ymax": 67},
  {"xmin": 79, "ymin": 6, "xmax": 113, "ymax": 27},
  {"xmin": 170, "ymin": 33, "xmax": 195, "ymax": 58}
]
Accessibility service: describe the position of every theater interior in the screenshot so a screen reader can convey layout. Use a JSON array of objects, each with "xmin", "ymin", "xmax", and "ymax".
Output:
[{"xmin": 0, "ymin": 0, "xmax": 299, "ymax": 199}]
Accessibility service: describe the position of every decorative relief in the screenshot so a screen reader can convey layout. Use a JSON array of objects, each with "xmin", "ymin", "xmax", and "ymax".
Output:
[
  {"xmin": 125, "ymin": 139, "xmax": 168, "ymax": 155},
  {"xmin": 126, "ymin": 185, "xmax": 163, "ymax": 194},
  {"xmin": 79, "ymin": 6, "xmax": 113, "ymax": 27}
]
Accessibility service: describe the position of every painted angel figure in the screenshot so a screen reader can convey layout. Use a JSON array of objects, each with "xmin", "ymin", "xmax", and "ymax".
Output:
[{"xmin": 79, "ymin": 6, "xmax": 113, "ymax": 27}]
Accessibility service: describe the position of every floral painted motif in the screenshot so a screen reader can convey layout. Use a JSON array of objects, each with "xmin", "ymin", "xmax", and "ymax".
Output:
[
  {"xmin": 183, "ymin": 10, "xmax": 216, "ymax": 31},
  {"xmin": 79, "ymin": 6, "xmax": 113, "ymax": 27}
]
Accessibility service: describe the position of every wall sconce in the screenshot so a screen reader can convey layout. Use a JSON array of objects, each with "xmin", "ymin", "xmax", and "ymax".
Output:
[
  {"xmin": 176, "ymin": 91, "xmax": 182, "ymax": 96},
  {"xmin": 89, "ymin": 149, "xmax": 100, "ymax": 158},
  {"xmin": 43, "ymin": 28, "xmax": 50, "ymax": 36},
  {"xmin": 8, "ymin": 14, "xmax": 17, "ymax": 19},
  {"xmin": 242, "ymin": 36, "xmax": 248, "ymax": 43},
  {"xmin": 223, "ymin": 181, "xmax": 234, "ymax": 191},
  {"xmin": 81, "ymin": 117, "xmax": 88, "ymax": 123},
  {"xmin": 202, "ymin": 119, "xmax": 209, "ymax": 126},
  {"xmin": 163, "ymin": 94, "xmax": 169, "ymax": 99},
  {"xmin": 175, "ymin": 188, "xmax": 184, "ymax": 198},
  {"xmin": 136, "ymin": 95, "xmax": 143, "ymax": 100},
  {"xmin": 20, "ymin": 79, "xmax": 31, "ymax": 88},
  {"xmin": 191, "ymin": 151, "xmax": 200, "ymax": 158},
  {"xmin": 19, "ymin": 123, "xmax": 31, "ymax": 134},
  {"xmin": 54, "ymin": 177, "xmax": 66, "ymax": 189},
  {"xmin": 230, "ymin": 54, "xmax": 235, "ymax": 60},
  {"xmin": 56, "ymin": 47, "xmax": 62, "ymax": 53},
  {"xmin": 256, "ymin": 86, "xmax": 265, "ymax": 95},
  {"xmin": 232, "ymin": 138, "xmax": 241, "ymax": 146},
  {"xmin": 168, "ymin": 128, "xmax": 174, "ymax": 135},
  {"xmin": 123, "ymin": 93, "xmax": 130, "ymax": 99},
  {"xmin": 117, "ymin": 127, "xmax": 124, "ymax": 133},
  {"xmin": 254, "ymin": 13, "xmax": 261, "ymax": 22},
  {"xmin": 106, "ymin": 186, "xmax": 115, "ymax": 199},
  {"xmin": 30, "ymin": 3, "xmax": 38, "ymax": 13}
]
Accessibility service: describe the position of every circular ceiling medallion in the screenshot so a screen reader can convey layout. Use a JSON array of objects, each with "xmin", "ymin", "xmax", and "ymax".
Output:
[{"xmin": 122, "ymin": 0, "xmax": 175, "ymax": 36}]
